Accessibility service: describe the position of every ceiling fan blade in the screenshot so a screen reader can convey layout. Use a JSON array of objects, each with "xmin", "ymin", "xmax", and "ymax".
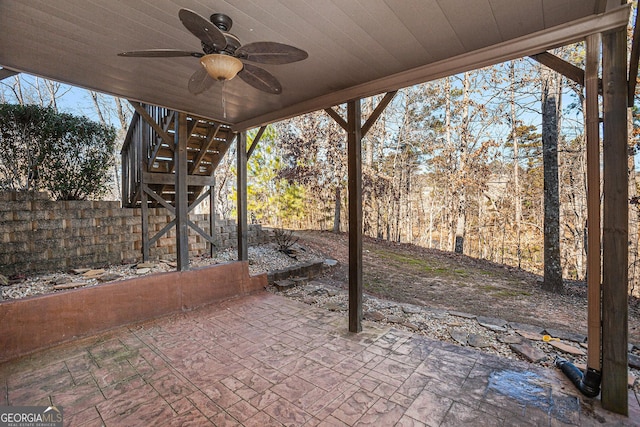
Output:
[
  {"xmin": 118, "ymin": 49, "xmax": 203, "ymax": 58},
  {"xmin": 188, "ymin": 67, "xmax": 215, "ymax": 95},
  {"xmin": 235, "ymin": 42, "xmax": 308, "ymax": 64},
  {"xmin": 238, "ymin": 63, "xmax": 282, "ymax": 94},
  {"xmin": 179, "ymin": 8, "xmax": 226, "ymax": 51}
]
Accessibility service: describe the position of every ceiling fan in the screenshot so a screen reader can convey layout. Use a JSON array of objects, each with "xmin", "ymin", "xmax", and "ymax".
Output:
[{"xmin": 118, "ymin": 9, "xmax": 308, "ymax": 95}]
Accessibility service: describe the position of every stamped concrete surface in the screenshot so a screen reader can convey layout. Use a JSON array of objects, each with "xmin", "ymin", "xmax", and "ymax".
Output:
[{"xmin": 0, "ymin": 292, "xmax": 638, "ymax": 426}]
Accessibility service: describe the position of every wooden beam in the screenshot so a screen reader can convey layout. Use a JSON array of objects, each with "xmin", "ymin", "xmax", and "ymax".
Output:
[
  {"xmin": 628, "ymin": 6, "xmax": 640, "ymax": 107},
  {"xmin": 175, "ymin": 112, "xmax": 190, "ymax": 271},
  {"xmin": 585, "ymin": 33, "xmax": 602, "ymax": 373},
  {"xmin": 247, "ymin": 126, "xmax": 267, "ymax": 159},
  {"xmin": 142, "ymin": 172, "xmax": 214, "ymax": 187},
  {"xmin": 362, "ymin": 91, "xmax": 397, "ymax": 137},
  {"xmin": 237, "ymin": 133, "xmax": 248, "ymax": 261},
  {"xmin": 0, "ymin": 68, "xmax": 18, "ymax": 81},
  {"xmin": 530, "ymin": 52, "xmax": 585, "ymax": 86},
  {"xmin": 141, "ymin": 183, "xmax": 149, "ymax": 262},
  {"xmin": 601, "ymin": 26, "xmax": 629, "ymax": 416},
  {"xmin": 190, "ymin": 122, "xmax": 220, "ymax": 173},
  {"xmin": 210, "ymin": 179, "xmax": 216, "ymax": 257},
  {"xmin": 142, "ymin": 184, "xmax": 175, "ymax": 214},
  {"xmin": 347, "ymin": 99, "xmax": 363, "ymax": 333},
  {"xmin": 324, "ymin": 107, "xmax": 348, "ymax": 131},
  {"xmin": 129, "ymin": 102, "xmax": 173, "ymax": 148}
]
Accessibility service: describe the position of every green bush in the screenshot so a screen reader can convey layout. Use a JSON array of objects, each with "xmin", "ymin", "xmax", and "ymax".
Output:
[{"xmin": 0, "ymin": 103, "xmax": 116, "ymax": 200}]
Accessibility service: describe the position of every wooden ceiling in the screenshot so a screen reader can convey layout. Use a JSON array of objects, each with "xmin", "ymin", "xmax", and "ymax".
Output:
[{"xmin": 0, "ymin": 0, "xmax": 629, "ymax": 131}]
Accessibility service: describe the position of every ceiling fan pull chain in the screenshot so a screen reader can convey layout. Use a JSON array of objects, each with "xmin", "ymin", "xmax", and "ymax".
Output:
[{"xmin": 222, "ymin": 80, "xmax": 227, "ymax": 119}]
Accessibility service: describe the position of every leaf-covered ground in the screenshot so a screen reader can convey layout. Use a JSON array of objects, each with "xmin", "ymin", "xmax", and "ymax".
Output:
[{"xmin": 295, "ymin": 230, "xmax": 640, "ymax": 345}]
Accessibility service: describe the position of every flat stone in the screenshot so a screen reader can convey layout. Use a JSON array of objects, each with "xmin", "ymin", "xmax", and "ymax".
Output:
[
  {"xmin": 53, "ymin": 276, "xmax": 72, "ymax": 285},
  {"xmin": 515, "ymin": 330, "xmax": 543, "ymax": 341},
  {"xmin": 302, "ymin": 297, "xmax": 316, "ymax": 305},
  {"xmin": 364, "ymin": 311, "xmax": 386, "ymax": 322},
  {"xmin": 477, "ymin": 316, "xmax": 508, "ymax": 329},
  {"xmin": 291, "ymin": 277, "xmax": 308, "ymax": 286},
  {"xmin": 543, "ymin": 328, "xmax": 586, "ymax": 343},
  {"xmin": 326, "ymin": 289, "xmax": 339, "ymax": 297},
  {"xmin": 98, "ymin": 273, "xmax": 123, "ymax": 283},
  {"xmin": 424, "ymin": 308, "xmax": 448, "ymax": 319},
  {"xmin": 387, "ymin": 315, "xmax": 405, "ymax": 324},
  {"xmin": 548, "ymin": 341, "xmax": 585, "ymax": 356},
  {"xmin": 136, "ymin": 268, "xmax": 151, "ymax": 275},
  {"xmin": 0, "ymin": 274, "xmax": 8, "ymax": 286},
  {"xmin": 325, "ymin": 302, "xmax": 347, "ymax": 312},
  {"xmin": 448, "ymin": 328, "xmax": 468, "ymax": 346},
  {"xmin": 510, "ymin": 341, "xmax": 547, "ymax": 363},
  {"xmin": 137, "ymin": 262, "xmax": 156, "ymax": 269},
  {"xmin": 480, "ymin": 324, "xmax": 508, "ymax": 333},
  {"xmin": 162, "ymin": 261, "xmax": 177, "ymax": 268},
  {"xmin": 53, "ymin": 281, "xmax": 87, "ymax": 290},
  {"xmin": 628, "ymin": 353, "xmax": 640, "ymax": 370},
  {"xmin": 630, "ymin": 373, "xmax": 637, "ymax": 388},
  {"xmin": 402, "ymin": 305, "xmax": 422, "ymax": 314},
  {"xmin": 70, "ymin": 268, "xmax": 91, "ymax": 275},
  {"xmin": 401, "ymin": 322, "xmax": 420, "ymax": 331},
  {"xmin": 449, "ymin": 311, "xmax": 476, "ymax": 319},
  {"xmin": 468, "ymin": 334, "xmax": 491, "ymax": 348},
  {"xmin": 498, "ymin": 334, "xmax": 523, "ymax": 344},
  {"xmin": 508, "ymin": 322, "xmax": 545, "ymax": 334},
  {"xmin": 274, "ymin": 280, "xmax": 296, "ymax": 290},
  {"xmin": 324, "ymin": 259, "xmax": 338, "ymax": 267},
  {"xmin": 309, "ymin": 287, "xmax": 328, "ymax": 296},
  {"xmin": 82, "ymin": 269, "xmax": 106, "ymax": 278}
]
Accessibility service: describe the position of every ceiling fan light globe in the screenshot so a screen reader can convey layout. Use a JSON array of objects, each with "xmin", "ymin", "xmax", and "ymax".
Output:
[{"xmin": 200, "ymin": 54, "xmax": 243, "ymax": 81}]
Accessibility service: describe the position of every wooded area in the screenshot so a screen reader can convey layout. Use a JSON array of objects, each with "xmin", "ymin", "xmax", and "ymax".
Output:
[{"xmin": 209, "ymin": 44, "xmax": 640, "ymax": 298}]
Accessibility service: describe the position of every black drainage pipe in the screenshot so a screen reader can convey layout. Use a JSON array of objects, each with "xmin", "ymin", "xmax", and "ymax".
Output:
[{"xmin": 555, "ymin": 357, "xmax": 601, "ymax": 398}]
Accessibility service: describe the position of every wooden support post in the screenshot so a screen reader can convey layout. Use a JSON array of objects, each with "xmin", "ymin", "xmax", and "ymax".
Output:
[
  {"xmin": 141, "ymin": 186, "xmax": 149, "ymax": 262},
  {"xmin": 237, "ymin": 133, "xmax": 248, "ymax": 261},
  {"xmin": 175, "ymin": 112, "xmax": 189, "ymax": 271},
  {"xmin": 210, "ymin": 178, "xmax": 216, "ymax": 257},
  {"xmin": 347, "ymin": 99, "xmax": 363, "ymax": 333},
  {"xmin": 601, "ymin": 26, "xmax": 629, "ymax": 416},
  {"xmin": 585, "ymin": 33, "xmax": 602, "ymax": 374}
]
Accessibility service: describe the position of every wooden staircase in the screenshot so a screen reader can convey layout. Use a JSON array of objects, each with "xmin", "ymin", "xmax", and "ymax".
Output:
[
  {"xmin": 121, "ymin": 103, "xmax": 234, "ymax": 208},
  {"xmin": 121, "ymin": 103, "xmax": 235, "ymax": 265}
]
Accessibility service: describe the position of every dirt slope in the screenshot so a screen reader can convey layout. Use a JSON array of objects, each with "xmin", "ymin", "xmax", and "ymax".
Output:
[{"xmin": 295, "ymin": 230, "xmax": 640, "ymax": 345}]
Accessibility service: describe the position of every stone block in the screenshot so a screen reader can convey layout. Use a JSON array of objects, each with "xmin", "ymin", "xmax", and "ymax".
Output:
[
  {"xmin": 92, "ymin": 201, "xmax": 117, "ymax": 210},
  {"xmin": 32, "ymin": 219, "xmax": 64, "ymax": 231},
  {"xmin": 65, "ymin": 200, "xmax": 93, "ymax": 210},
  {"xmin": 31, "ymin": 199, "xmax": 59, "ymax": 211},
  {"xmin": 0, "ymin": 211, "xmax": 14, "ymax": 221},
  {"xmin": 13, "ymin": 191, "xmax": 49, "ymax": 201},
  {"xmin": 0, "ymin": 201, "xmax": 29, "ymax": 211},
  {"xmin": 91, "ymin": 209, "xmax": 110, "ymax": 219},
  {"xmin": 0, "ymin": 220, "xmax": 30, "ymax": 233}
]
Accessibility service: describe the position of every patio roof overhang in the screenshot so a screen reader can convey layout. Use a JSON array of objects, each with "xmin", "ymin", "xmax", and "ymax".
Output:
[
  {"xmin": 0, "ymin": 0, "xmax": 629, "ymax": 131},
  {"xmin": 0, "ymin": 0, "xmax": 635, "ymax": 417}
]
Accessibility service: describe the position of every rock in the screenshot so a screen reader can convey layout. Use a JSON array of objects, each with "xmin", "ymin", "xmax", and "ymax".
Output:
[
  {"xmin": 162, "ymin": 261, "xmax": 177, "ymax": 268},
  {"xmin": 135, "ymin": 268, "xmax": 151, "ymax": 275},
  {"xmin": 628, "ymin": 353, "xmax": 640, "ymax": 370},
  {"xmin": 543, "ymin": 328, "xmax": 586, "ymax": 343},
  {"xmin": 324, "ymin": 259, "xmax": 338, "ymax": 267},
  {"xmin": 477, "ymin": 316, "xmax": 508, "ymax": 329},
  {"xmin": 82, "ymin": 269, "xmax": 106, "ymax": 278},
  {"xmin": 97, "ymin": 273, "xmax": 123, "ymax": 283},
  {"xmin": 498, "ymin": 334, "xmax": 523, "ymax": 344},
  {"xmin": 364, "ymin": 311, "xmax": 386, "ymax": 321},
  {"xmin": 508, "ymin": 322, "xmax": 545, "ymax": 334},
  {"xmin": 137, "ymin": 262, "xmax": 156, "ymax": 269},
  {"xmin": 326, "ymin": 289, "xmax": 339, "ymax": 297},
  {"xmin": 302, "ymin": 297, "xmax": 316, "ymax": 305},
  {"xmin": 325, "ymin": 302, "xmax": 346, "ymax": 312},
  {"xmin": 510, "ymin": 341, "xmax": 547, "ymax": 363},
  {"xmin": 310, "ymin": 287, "xmax": 328, "ymax": 296},
  {"xmin": 402, "ymin": 322, "xmax": 421, "ymax": 331},
  {"xmin": 548, "ymin": 341, "xmax": 585, "ymax": 356},
  {"xmin": 402, "ymin": 305, "xmax": 422, "ymax": 314},
  {"xmin": 449, "ymin": 311, "xmax": 476, "ymax": 319},
  {"xmin": 53, "ymin": 276, "xmax": 72, "ymax": 285},
  {"xmin": 424, "ymin": 308, "xmax": 448, "ymax": 319},
  {"xmin": 53, "ymin": 281, "xmax": 87, "ymax": 290},
  {"xmin": 516, "ymin": 330, "xmax": 543, "ymax": 341},
  {"xmin": 630, "ymin": 373, "xmax": 637, "ymax": 388},
  {"xmin": 449, "ymin": 328, "xmax": 468, "ymax": 346},
  {"xmin": 70, "ymin": 268, "xmax": 91, "ymax": 275},
  {"xmin": 0, "ymin": 274, "xmax": 8, "ymax": 286},
  {"xmin": 291, "ymin": 277, "xmax": 307, "ymax": 286},
  {"xmin": 387, "ymin": 315, "xmax": 405, "ymax": 324},
  {"xmin": 273, "ymin": 279, "xmax": 296, "ymax": 290},
  {"xmin": 480, "ymin": 323, "xmax": 508, "ymax": 333},
  {"xmin": 468, "ymin": 334, "xmax": 491, "ymax": 348}
]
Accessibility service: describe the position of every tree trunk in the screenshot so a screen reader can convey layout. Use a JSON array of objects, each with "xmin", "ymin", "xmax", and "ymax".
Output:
[
  {"xmin": 542, "ymin": 89, "xmax": 563, "ymax": 292},
  {"xmin": 454, "ymin": 73, "xmax": 470, "ymax": 254},
  {"xmin": 511, "ymin": 62, "xmax": 522, "ymax": 267},
  {"xmin": 333, "ymin": 186, "xmax": 341, "ymax": 232}
]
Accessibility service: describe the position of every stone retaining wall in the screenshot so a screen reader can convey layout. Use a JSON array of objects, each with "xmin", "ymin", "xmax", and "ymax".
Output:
[{"xmin": 0, "ymin": 192, "xmax": 269, "ymax": 276}]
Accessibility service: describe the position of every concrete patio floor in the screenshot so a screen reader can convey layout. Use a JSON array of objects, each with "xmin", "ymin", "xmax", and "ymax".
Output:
[{"xmin": 1, "ymin": 291, "xmax": 638, "ymax": 426}]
